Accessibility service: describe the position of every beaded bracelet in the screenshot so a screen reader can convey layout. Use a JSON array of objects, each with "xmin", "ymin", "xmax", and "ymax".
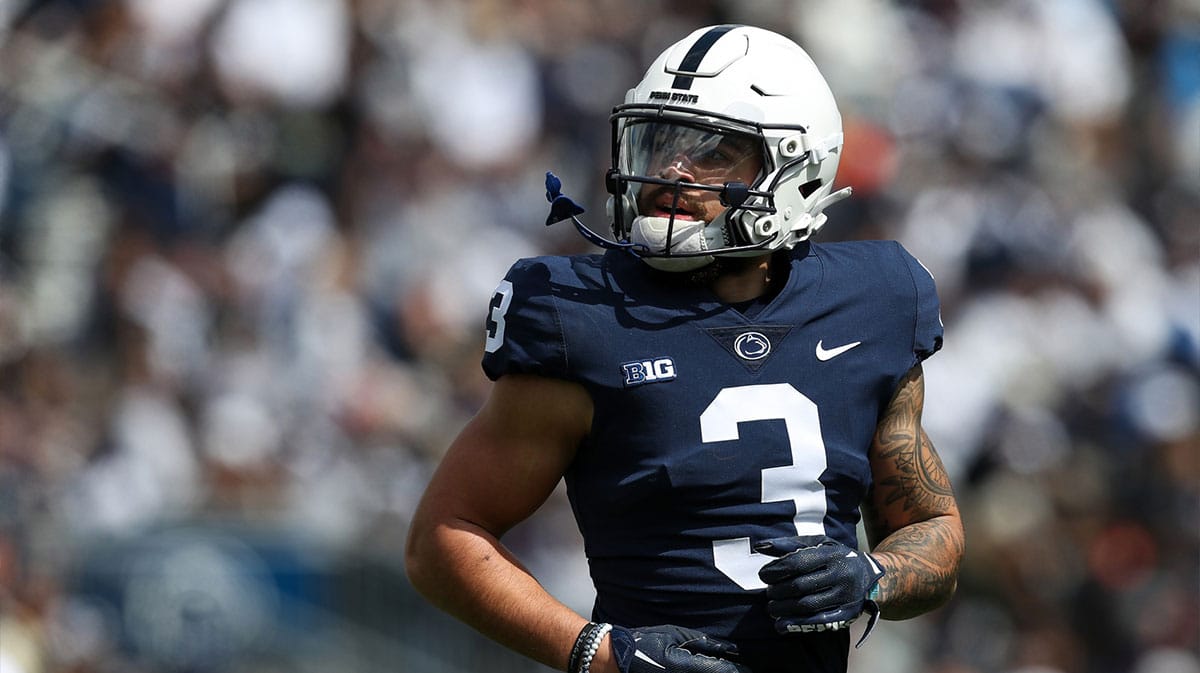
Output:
[{"xmin": 567, "ymin": 621, "xmax": 613, "ymax": 673}]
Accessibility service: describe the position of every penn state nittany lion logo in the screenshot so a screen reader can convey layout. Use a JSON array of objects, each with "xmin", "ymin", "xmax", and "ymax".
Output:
[
  {"xmin": 733, "ymin": 331, "xmax": 771, "ymax": 360},
  {"xmin": 702, "ymin": 325, "xmax": 791, "ymax": 373}
]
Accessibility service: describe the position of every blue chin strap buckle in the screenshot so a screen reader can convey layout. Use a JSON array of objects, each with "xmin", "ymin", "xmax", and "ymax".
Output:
[{"xmin": 545, "ymin": 172, "xmax": 586, "ymax": 226}]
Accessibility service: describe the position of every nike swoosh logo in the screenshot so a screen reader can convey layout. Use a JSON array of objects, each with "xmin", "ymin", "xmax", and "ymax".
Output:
[
  {"xmin": 815, "ymin": 339, "xmax": 862, "ymax": 361},
  {"xmin": 635, "ymin": 651, "xmax": 667, "ymax": 670}
]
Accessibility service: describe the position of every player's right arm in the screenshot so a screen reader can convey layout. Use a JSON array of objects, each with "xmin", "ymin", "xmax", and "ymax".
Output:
[
  {"xmin": 407, "ymin": 373, "xmax": 754, "ymax": 673},
  {"xmin": 409, "ymin": 260, "xmax": 749, "ymax": 673},
  {"xmin": 404, "ymin": 372, "xmax": 602, "ymax": 672}
]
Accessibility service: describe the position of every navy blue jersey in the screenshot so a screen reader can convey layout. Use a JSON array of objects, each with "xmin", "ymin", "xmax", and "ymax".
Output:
[{"xmin": 481, "ymin": 241, "xmax": 942, "ymax": 673}]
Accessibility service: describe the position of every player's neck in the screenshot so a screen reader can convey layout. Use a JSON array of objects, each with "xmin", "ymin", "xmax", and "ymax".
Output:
[{"xmin": 710, "ymin": 253, "xmax": 778, "ymax": 304}]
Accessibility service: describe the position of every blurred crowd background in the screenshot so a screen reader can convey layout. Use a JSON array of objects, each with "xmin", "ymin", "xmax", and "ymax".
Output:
[{"xmin": 0, "ymin": 0, "xmax": 1197, "ymax": 672}]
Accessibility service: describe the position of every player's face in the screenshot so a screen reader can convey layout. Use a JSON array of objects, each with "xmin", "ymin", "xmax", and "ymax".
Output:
[{"xmin": 627, "ymin": 122, "xmax": 764, "ymax": 223}]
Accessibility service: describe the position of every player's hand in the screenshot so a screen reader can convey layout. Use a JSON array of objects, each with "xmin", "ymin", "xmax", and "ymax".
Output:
[
  {"xmin": 608, "ymin": 624, "xmax": 751, "ymax": 673},
  {"xmin": 754, "ymin": 536, "xmax": 885, "ymax": 639}
]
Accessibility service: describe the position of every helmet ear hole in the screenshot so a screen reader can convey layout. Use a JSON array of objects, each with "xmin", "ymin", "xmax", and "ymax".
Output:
[{"xmin": 798, "ymin": 179, "xmax": 822, "ymax": 199}]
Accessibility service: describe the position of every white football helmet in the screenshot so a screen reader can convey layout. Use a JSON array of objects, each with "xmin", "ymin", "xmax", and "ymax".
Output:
[{"xmin": 595, "ymin": 25, "xmax": 851, "ymax": 271}]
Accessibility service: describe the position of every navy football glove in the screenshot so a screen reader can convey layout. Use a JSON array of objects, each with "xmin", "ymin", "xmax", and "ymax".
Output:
[
  {"xmin": 609, "ymin": 624, "xmax": 751, "ymax": 673},
  {"xmin": 755, "ymin": 536, "xmax": 885, "ymax": 644}
]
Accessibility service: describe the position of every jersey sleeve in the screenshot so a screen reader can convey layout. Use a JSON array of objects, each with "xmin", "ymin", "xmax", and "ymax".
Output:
[
  {"xmin": 894, "ymin": 242, "xmax": 944, "ymax": 362},
  {"xmin": 481, "ymin": 258, "xmax": 569, "ymax": 381}
]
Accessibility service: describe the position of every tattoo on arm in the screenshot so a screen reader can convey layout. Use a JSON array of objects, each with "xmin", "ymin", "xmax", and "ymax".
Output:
[
  {"xmin": 877, "ymin": 426, "xmax": 955, "ymax": 521},
  {"xmin": 871, "ymin": 515, "xmax": 964, "ymax": 619},
  {"xmin": 864, "ymin": 365, "xmax": 965, "ymax": 619}
]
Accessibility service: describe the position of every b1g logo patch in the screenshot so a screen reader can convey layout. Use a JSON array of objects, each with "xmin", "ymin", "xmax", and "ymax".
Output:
[{"xmin": 621, "ymin": 357, "xmax": 676, "ymax": 387}]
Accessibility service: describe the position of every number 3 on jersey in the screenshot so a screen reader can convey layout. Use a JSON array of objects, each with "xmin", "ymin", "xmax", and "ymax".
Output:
[
  {"xmin": 485, "ymin": 280, "xmax": 514, "ymax": 353},
  {"xmin": 701, "ymin": 384, "xmax": 829, "ymax": 590}
]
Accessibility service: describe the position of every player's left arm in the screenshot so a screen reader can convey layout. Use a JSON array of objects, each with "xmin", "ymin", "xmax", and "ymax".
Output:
[{"xmin": 862, "ymin": 362, "xmax": 965, "ymax": 620}]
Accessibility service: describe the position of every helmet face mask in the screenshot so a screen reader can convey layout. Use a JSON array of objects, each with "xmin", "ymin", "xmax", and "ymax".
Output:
[{"xmin": 601, "ymin": 25, "xmax": 852, "ymax": 271}]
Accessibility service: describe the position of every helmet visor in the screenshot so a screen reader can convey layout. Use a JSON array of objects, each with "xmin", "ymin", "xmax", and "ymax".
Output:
[{"xmin": 620, "ymin": 120, "xmax": 765, "ymax": 188}]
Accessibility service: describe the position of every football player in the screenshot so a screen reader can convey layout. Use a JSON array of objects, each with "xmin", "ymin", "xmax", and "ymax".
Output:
[{"xmin": 406, "ymin": 24, "xmax": 965, "ymax": 673}]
